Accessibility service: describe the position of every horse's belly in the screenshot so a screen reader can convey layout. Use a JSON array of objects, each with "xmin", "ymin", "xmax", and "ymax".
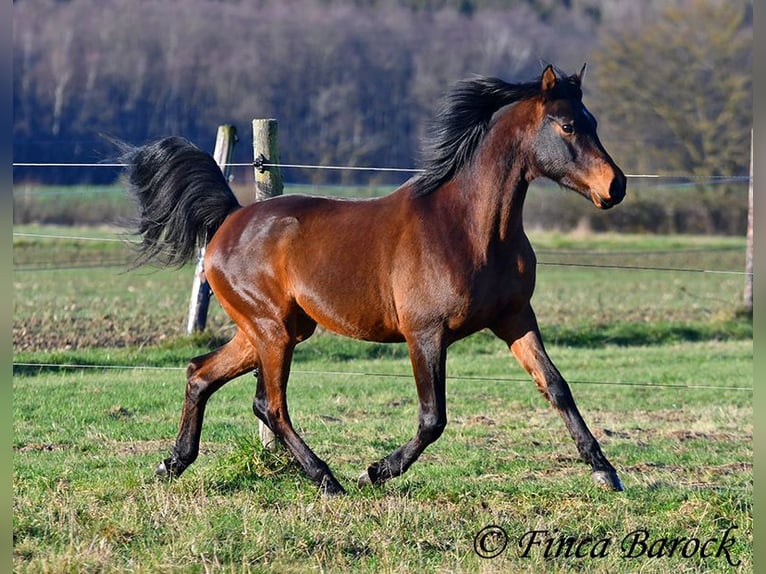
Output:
[{"xmin": 295, "ymin": 289, "xmax": 404, "ymax": 343}]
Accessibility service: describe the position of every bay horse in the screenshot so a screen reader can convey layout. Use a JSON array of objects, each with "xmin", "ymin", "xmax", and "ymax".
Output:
[{"xmin": 123, "ymin": 64, "xmax": 626, "ymax": 495}]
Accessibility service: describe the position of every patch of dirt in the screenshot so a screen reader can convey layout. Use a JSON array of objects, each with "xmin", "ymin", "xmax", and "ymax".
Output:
[
  {"xmin": 13, "ymin": 315, "xmax": 177, "ymax": 352},
  {"xmin": 596, "ymin": 426, "xmax": 751, "ymax": 444},
  {"xmin": 14, "ymin": 443, "xmax": 70, "ymax": 453},
  {"xmin": 457, "ymin": 415, "xmax": 497, "ymax": 426},
  {"xmin": 622, "ymin": 461, "xmax": 752, "ymax": 488},
  {"xmin": 111, "ymin": 440, "xmax": 172, "ymax": 456},
  {"xmin": 668, "ymin": 430, "xmax": 750, "ymax": 442},
  {"xmin": 108, "ymin": 405, "xmax": 134, "ymax": 420}
]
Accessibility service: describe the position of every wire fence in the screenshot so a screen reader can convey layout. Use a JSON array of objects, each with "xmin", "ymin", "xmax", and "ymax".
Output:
[
  {"xmin": 10, "ymin": 362, "xmax": 752, "ymax": 392},
  {"xmin": 11, "ymin": 160, "xmax": 752, "ymax": 276},
  {"xmin": 13, "ymin": 159, "xmax": 752, "ymax": 393},
  {"xmin": 12, "ymin": 160, "xmax": 753, "ymax": 183},
  {"xmin": 11, "ymin": 230, "xmax": 751, "ymax": 276}
]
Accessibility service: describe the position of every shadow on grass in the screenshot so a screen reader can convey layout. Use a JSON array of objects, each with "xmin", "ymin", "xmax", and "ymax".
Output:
[
  {"xmin": 542, "ymin": 317, "xmax": 752, "ymax": 348},
  {"xmin": 13, "ymin": 317, "xmax": 751, "ymax": 377}
]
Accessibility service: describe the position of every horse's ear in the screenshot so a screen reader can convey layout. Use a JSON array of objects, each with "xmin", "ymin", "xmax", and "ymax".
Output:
[
  {"xmin": 575, "ymin": 63, "xmax": 587, "ymax": 85},
  {"xmin": 541, "ymin": 64, "xmax": 557, "ymax": 92}
]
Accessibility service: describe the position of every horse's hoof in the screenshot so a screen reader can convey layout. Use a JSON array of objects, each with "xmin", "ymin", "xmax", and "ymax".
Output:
[
  {"xmin": 155, "ymin": 457, "xmax": 184, "ymax": 480},
  {"xmin": 358, "ymin": 462, "xmax": 384, "ymax": 488},
  {"xmin": 357, "ymin": 469, "xmax": 373, "ymax": 488},
  {"xmin": 155, "ymin": 460, "xmax": 170, "ymax": 479},
  {"xmin": 592, "ymin": 469, "xmax": 624, "ymax": 491},
  {"xmin": 319, "ymin": 475, "xmax": 346, "ymax": 497},
  {"xmin": 321, "ymin": 485, "xmax": 346, "ymax": 497}
]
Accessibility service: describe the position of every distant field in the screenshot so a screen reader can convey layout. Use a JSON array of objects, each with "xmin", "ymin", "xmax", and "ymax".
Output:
[
  {"xmin": 13, "ymin": 223, "xmax": 751, "ymax": 352},
  {"xmin": 13, "ymin": 179, "xmax": 750, "ymax": 234}
]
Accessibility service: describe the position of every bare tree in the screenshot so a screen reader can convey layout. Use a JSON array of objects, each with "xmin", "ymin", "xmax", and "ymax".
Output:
[
  {"xmin": 13, "ymin": 0, "xmax": 601, "ymax": 184},
  {"xmin": 589, "ymin": 0, "xmax": 752, "ymax": 178}
]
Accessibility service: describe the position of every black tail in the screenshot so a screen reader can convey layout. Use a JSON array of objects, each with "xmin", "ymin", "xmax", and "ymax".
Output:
[{"xmin": 120, "ymin": 136, "xmax": 241, "ymax": 267}]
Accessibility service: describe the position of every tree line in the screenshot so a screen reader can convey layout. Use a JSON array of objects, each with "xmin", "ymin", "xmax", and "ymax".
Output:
[{"xmin": 13, "ymin": 0, "xmax": 752, "ymax": 188}]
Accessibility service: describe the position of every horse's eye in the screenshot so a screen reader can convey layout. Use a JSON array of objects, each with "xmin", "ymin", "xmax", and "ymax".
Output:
[{"xmin": 561, "ymin": 123, "xmax": 574, "ymax": 135}]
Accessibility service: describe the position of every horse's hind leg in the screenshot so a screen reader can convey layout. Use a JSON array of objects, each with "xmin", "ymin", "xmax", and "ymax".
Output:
[
  {"xmin": 492, "ymin": 306, "xmax": 623, "ymax": 491},
  {"xmin": 156, "ymin": 329, "xmax": 258, "ymax": 479},
  {"xmin": 251, "ymin": 321, "xmax": 346, "ymax": 496}
]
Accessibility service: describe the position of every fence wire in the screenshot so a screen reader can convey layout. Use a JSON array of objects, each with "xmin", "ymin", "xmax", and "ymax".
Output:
[
  {"xmin": 13, "ymin": 159, "xmax": 752, "ymax": 388},
  {"xmin": 11, "ymin": 362, "xmax": 752, "ymax": 392},
  {"xmin": 11, "ymin": 156, "xmax": 752, "ymax": 277},
  {"xmin": 11, "ymin": 160, "xmax": 752, "ymax": 183},
  {"xmin": 12, "ymin": 230, "xmax": 751, "ymax": 276}
]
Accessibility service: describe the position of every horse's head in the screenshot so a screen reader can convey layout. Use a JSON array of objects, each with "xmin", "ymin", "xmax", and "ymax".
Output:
[{"xmin": 531, "ymin": 64, "xmax": 626, "ymax": 209}]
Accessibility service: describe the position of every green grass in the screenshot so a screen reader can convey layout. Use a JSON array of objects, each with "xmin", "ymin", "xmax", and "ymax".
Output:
[
  {"xmin": 13, "ymin": 336, "xmax": 752, "ymax": 572},
  {"xmin": 13, "ymin": 226, "xmax": 752, "ymax": 572}
]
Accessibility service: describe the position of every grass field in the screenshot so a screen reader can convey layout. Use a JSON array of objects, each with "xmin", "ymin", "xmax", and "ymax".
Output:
[{"xmin": 13, "ymin": 226, "xmax": 752, "ymax": 572}]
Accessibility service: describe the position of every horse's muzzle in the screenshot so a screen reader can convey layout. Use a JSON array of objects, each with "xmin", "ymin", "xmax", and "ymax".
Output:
[{"xmin": 593, "ymin": 169, "xmax": 626, "ymax": 210}]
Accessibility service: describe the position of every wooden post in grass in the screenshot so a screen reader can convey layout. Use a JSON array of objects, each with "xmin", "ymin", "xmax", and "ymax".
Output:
[
  {"xmin": 251, "ymin": 119, "xmax": 283, "ymax": 450},
  {"xmin": 743, "ymin": 129, "xmax": 753, "ymax": 316},
  {"xmin": 186, "ymin": 124, "xmax": 238, "ymax": 334},
  {"xmin": 252, "ymin": 118, "xmax": 284, "ymax": 202}
]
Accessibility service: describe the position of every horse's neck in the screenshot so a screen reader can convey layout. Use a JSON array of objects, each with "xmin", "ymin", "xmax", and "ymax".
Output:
[
  {"xmin": 412, "ymin": 168, "xmax": 528, "ymax": 267},
  {"xmin": 464, "ymin": 163, "xmax": 529, "ymax": 248},
  {"xmin": 466, "ymin": 109, "xmax": 534, "ymax": 249}
]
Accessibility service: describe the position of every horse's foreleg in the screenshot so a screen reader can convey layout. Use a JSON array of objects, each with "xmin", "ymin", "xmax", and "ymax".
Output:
[
  {"xmin": 359, "ymin": 332, "xmax": 447, "ymax": 487},
  {"xmin": 156, "ymin": 330, "xmax": 257, "ymax": 479},
  {"xmin": 492, "ymin": 307, "xmax": 623, "ymax": 491}
]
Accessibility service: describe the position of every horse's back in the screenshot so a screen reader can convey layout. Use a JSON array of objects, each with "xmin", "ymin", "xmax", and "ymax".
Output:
[{"xmin": 206, "ymin": 192, "xmax": 412, "ymax": 341}]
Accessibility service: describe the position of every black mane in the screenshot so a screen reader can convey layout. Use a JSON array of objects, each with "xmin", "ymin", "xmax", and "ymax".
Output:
[{"xmin": 411, "ymin": 72, "xmax": 579, "ymax": 197}]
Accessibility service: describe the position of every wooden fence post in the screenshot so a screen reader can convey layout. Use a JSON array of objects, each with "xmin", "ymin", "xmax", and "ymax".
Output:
[
  {"xmin": 186, "ymin": 124, "xmax": 238, "ymax": 334},
  {"xmin": 743, "ymin": 129, "xmax": 753, "ymax": 316},
  {"xmin": 251, "ymin": 119, "xmax": 283, "ymax": 450},
  {"xmin": 252, "ymin": 118, "xmax": 284, "ymax": 202}
]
